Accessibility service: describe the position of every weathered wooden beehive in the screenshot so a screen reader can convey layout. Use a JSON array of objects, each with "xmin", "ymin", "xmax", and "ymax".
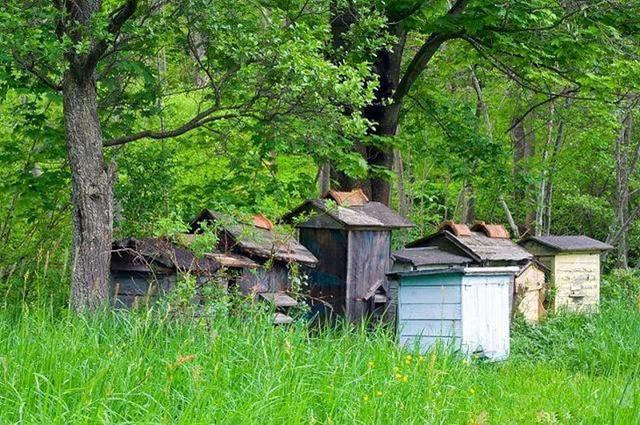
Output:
[
  {"xmin": 282, "ymin": 189, "xmax": 413, "ymax": 323},
  {"xmin": 514, "ymin": 261, "xmax": 548, "ymax": 323},
  {"xmin": 406, "ymin": 221, "xmax": 533, "ymax": 267},
  {"xmin": 190, "ymin": 209, "xmax": 318, "ymax": 323},
  {"xmin": 519, "ymin": 236, "xmax": 612, "ymax": 313},
  {"xmin": 110, "ymin": 237, "xmax": 240, "ymax": 308},
  {"xmin": 388, "ymin": 263, "xmax": 518, "ymax": 361}
]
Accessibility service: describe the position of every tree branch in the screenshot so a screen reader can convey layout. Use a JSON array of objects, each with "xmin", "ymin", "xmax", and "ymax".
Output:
[
  {"xmin": 104, "ymin": 110, "xmax": 244, "ymax": 147},
  {"xmin": 12, "ymin": 53, "xmax": 62, "ymax": 91},
  {"xmin": 505, "ymin": 88, "xmax": 578, "ymax": 134},
  {"xmin": 85, "ymin": 0, "xmax": 138, "ymax": 72},
  {"xmin": 392, "ymin": 0, "xmax": 469, "ymax": 104}
]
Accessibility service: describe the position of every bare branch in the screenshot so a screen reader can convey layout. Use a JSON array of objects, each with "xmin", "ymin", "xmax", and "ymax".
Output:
[
  {"xmin": 103, "ymin": 109, "xmax": 244, "ymax": 147},
  {"xmin": 505, "ymin": 88, "xmax": 578, "ymax": 134}
]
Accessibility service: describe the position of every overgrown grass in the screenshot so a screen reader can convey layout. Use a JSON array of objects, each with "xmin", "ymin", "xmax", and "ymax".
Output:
[{"xmin": 1, "ymin": 278, "xmax": 639, "ymax": 423}]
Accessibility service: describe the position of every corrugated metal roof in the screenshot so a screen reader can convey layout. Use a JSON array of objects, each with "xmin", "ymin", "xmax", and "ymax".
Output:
[
  {"xmin": 283, "ymin": 199, "xmax": 414, "ymax": 229},
  {"xmin": 523, "ymin": 235, "xmax": 613, "ymax": 252},
  {"xmin": 252, "ymin": 214, "xmax": 273, "ymax": 230},
  {"xmin": 471, "ymin": 221, "xmax": 510, "ymax": 239},
  {"xmin": 392, "ymin": 247, "xmax": 473, "ymax": 266},
  {"xmin": 325, "ymin": 189, "xmax": 369, "ymax": 207}
]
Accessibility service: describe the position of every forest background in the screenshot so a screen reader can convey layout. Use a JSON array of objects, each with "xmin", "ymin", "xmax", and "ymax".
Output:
[{"xmin": 1, "ymin": 0, "xmax": 639, "ymax": 307}]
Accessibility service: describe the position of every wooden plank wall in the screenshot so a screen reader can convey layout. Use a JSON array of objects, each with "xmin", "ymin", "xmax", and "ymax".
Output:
[
  {"xmin": 110, "ymin": 272, "xmax": 175, "ymax": 308},
  {"xmin": 238, "ymin": 262, "xmax": 289, "ymax": 296},
  {"xmin": 461, "ymin": 274, "xmax": 511, "ymax": 360},
  {"xmin": 553, "ymin": 253, "xmax": 600, "ymax": 312},
  {"xmin": 299, "ymin": 228, "xmax": 348, "ymax": 319},
  {"xmin": 514, "ymin": 265, "xmax": 546, "ymax": 323},
  {"xmin": 346, "ymin": 230, "xmax": 391, "ymax": 322},
  {"xmin": 397, "ymin": 273, "xmax": 463, "ymax": 352}
]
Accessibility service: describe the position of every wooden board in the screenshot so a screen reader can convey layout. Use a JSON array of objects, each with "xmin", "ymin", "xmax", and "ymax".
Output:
[
  {"xmin": 299, "ymin": 228, "xmax": 348, "ymax": 319},
  {"xmin": 398, "ymin": 319, "xmax": 462, "ymax": 337},
  {"xmin": 346, "ymin": 230, "xmax": 391, "ymax": 322},
  {"xmin": 553, "ymin": 253, "xmax": 600, "ymax": 312},
  {"xmin": 461, "ymin": 274, "xmax": 511, "ymax": 360}
]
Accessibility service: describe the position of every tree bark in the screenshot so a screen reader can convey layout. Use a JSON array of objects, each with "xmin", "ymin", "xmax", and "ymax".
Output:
[
  {"xmin": 511, "ymin": 110, "xmax": 536, "ymax": 234},
  {"xmin": 63, "ymin": 72, "xmax": 114, "ymax": 312},
  {"xmin": 330, "ymin": 1, "xmax": 467, "ymax": 206},
  {"xmin": 351, "ymin": 25, "xmax": 407, "ymax": 205},
  {"xmin": 615, "ymin": 111, "xmax": 633, "ymax": 268}
]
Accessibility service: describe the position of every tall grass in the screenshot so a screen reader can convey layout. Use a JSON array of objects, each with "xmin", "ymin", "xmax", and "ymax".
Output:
[
  {"xmin": 0, "ymin": 301, "xmax": 639, "ymax": 424},
  {"xmin": 1, "ymin": 272, "xmax": 639, "ymax": 423}
]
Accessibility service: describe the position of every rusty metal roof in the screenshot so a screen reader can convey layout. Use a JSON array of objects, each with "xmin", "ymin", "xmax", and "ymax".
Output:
[
  {"xmin": 438, "ymin": 220, "xmax": 471, "ymax": 237},
  {"xmin": 324, "ymin": 189, "xmax": 369, "ymax": 207},
  {"xmin": 252, "ymin": 214, "xmax": 273, "ymax": 230}
]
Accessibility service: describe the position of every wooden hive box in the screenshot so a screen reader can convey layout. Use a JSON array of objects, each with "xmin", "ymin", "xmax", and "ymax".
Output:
[
  {"xmin": 190, "ymin": 209, "xmax": 318, "ymax": 324},
  {"xmin": 519, "ymin": 236, "xmax": 613, "ymax": 313},
  {"xmin": 389, "ymin": 265, "xmax": 518, "ymax": 361},
  {"xmin": 514, "ymin": 261, "xmax": 548, "ymax": 323},
  {"xmin": 110, "ymin": 237, "xmax": 224, "ymax": 309},
  {"xmin": 282, "ymin": 189, "xmax": 414, "ymax": 323}
]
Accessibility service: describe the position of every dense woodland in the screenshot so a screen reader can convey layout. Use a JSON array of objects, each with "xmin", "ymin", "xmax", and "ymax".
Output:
[{"xmin": 0, "ymin": 1, "xmax": 639, "ymax": 303}]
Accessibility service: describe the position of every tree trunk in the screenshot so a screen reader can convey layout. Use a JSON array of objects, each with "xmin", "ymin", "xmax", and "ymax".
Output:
[
  {"xmin": 615, "ymin": 111, "xmax": 633, "ymax": 268},
  {"xmin": 63, "ymin": 72, "xmax": 114, "ymax": 312},
  {"xmin": 511, "ymin": 113, "xmax": 536, "ymax": 234},
  {"xmin": 318, "ymin": 162, "xmax": 331, "ymax": 195}
]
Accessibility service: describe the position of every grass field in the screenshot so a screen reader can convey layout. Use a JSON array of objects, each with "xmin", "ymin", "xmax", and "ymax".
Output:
[{"xmin": 1, "ymin": 288, "xmax": 639, "ymax": 423}]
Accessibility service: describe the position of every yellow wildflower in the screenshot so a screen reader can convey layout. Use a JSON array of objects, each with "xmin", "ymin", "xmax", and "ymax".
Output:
[
  {"xmin": 363, "ymin": 395, "xmax": 370, "ymax": 401},
  {"xmin": 470, "ymin": 388, "xmax": 476, "ymax": 394},
  {"xmin": 402, "ymin": 375, "xmax": 408, "ymax": 383},
  {"xmin": 418, "ymin": 355, "xmax": 426, "ymax": 363},
  {"xmin": 367, "ymin": 361, "xmax": 375, "ymax": 368},
  {"xmin": 376, "ymin": 391, "xmax": 383, "ymax": 396}
]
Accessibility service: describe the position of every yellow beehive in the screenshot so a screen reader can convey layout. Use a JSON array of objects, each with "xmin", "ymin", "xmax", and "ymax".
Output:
[{"xmin": 519, "ymin": 236, "xmax": 612, "ymax": 313}]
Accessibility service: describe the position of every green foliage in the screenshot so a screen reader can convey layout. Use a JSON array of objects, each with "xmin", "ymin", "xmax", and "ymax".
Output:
[
  {"xmin": 0, "ymin": 294, "xmax": 639, "ymax": 423},
  {"xmin": 601, "ymin": 269, "xmax": 640, "ymax": 307}
]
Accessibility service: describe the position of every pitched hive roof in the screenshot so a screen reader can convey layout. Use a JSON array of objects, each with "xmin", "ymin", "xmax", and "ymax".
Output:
[
  {"xmin": 112, "ymin": 238, "xmax": 221, "ymax": 274},
  {"xmin": 407, "ymin": 221, "xmax": 532, "ymax": 263},
  {"xmin": 282, "ymin": 190, "xmax": 414, "ymax": 229},
  {"xmin": 522, "ymin": 235, "xmax": 613, "ymax": 253},
  {"xmin": 392, "ymin": 246, "xmax": 473, "ymax": 267},
  {"xmin": 190, "ymin": 209, "xmax": 318, "ymax": 266}
]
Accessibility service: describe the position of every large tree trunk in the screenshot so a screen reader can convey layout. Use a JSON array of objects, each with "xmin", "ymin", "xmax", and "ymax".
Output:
[{"xmin": 63, "ymin": 72, "xmax": 114, "ymax": 312}]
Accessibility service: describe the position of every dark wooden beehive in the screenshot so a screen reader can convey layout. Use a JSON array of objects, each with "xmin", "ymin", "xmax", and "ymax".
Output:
[{"xmin": 283, "ymin": 189, "xmax": 414, "ymax": 323}]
